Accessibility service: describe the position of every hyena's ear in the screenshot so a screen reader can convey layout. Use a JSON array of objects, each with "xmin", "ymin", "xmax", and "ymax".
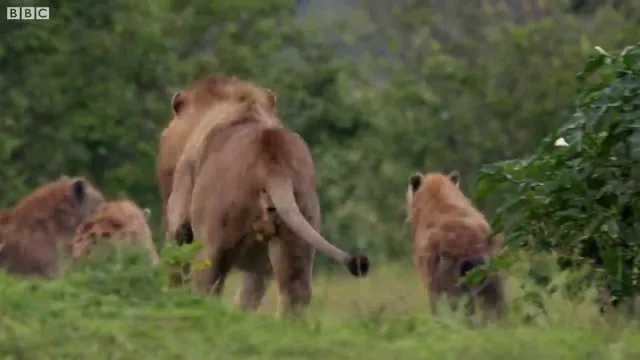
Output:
[
  {"xmin": 171, "ymin": 91, "xmax": 186, "ymax": 115},
  {"xmin": 265, "ymin": 88, "xmax": 277, "ymax": 110},
  {"xmin": 408, "ymin": 173, "xmax": 423, "ymax": 193},
  {"xmin": 448, "ymin": 171, "xmax": 460, "ymax": 187},
  {"xmin": 68, "ymin": 178, "xmax": 88, "ymax": 204}
]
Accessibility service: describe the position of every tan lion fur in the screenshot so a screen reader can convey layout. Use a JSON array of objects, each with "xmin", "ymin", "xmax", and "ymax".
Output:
[
  {"xmin": 70, "ymin": 199, "xmax": 160, "ymax": 264},
  {"xmin": 165, "ymin": 75, "xmax": 369, "ymax": 318},
  {"xmin": 156, "ymin": 73, "xmax": 279, "ymax": 242},
  {"xmin": 0, "ymin": 176, "xmax": 106, "ymax": 278},
  {"xmin": 406, "ymin": 171, "xmax": 505, "ymax": 320},
  {"xmin": 166, "ymin": 99, "xmax": 279, "ymax": 237}
]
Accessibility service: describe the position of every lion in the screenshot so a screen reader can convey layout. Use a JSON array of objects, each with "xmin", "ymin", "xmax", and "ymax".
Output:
[
  {"xmin": 0, "ymin": 175, "xmax": 106, "ymax": 278},
  {"xmin": 70, "ymin": 199, "xmax": 160, "ymax": 265},
  {"xmin": 164, "ymin": 74, "xmax": 370, "ymax": 317},
  {"xmin": 157, "ymin": 73, "xmax": 279, "ymax": 245},
  {"xmin": 406, "ymin": 170, "xmax": 505, "ymax": 320}
]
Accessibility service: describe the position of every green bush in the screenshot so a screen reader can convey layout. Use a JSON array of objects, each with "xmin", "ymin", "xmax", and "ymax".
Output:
[{"xmin": 475, "ymin": 43, "xmax": 640, "ymax": 304}]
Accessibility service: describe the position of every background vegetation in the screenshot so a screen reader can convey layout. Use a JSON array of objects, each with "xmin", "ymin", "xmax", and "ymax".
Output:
[
  {"xmin": 1, "ymin": 0, "xmax": 638, "ymax": 261},
  {"xmin": 1, "ymin": 0, "xmax": 640, "ymax": 357}
]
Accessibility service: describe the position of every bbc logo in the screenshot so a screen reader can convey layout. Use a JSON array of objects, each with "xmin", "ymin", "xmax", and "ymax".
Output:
[{"xmin": 6, "ymin": 7, "xmax": 50, "ymax": 20}]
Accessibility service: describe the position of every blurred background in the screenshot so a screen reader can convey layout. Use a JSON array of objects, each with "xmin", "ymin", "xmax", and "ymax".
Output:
[{"xmin": 0, "ymin": 0, "xmax": 637, "ymax": 268}]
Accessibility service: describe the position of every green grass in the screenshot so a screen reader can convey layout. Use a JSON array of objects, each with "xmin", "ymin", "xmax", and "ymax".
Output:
[{"xmin": 1, "ymin": 247, "xmax": 639, "ymax": 359}]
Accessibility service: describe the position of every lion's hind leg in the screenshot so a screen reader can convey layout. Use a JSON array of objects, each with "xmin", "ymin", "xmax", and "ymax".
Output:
[
  {"xmin": 191, "ymin": 246, "xmax": 231, "ymax": 296},
  {"xmin": 192, "ymin": 224, "xmax": 238, "ymax": 297},
  {"xmin": 234, "ymin": 271, "xmax": 271, "ymax": 311},
  {"xmin": 267, "ymin": 229, "xmax": 314, "ymax": 319}
]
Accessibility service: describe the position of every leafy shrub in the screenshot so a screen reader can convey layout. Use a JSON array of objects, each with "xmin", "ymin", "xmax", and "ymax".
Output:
[{"xmin": 475, "ymin": 42, "xmax": 640, "ymax": 304}]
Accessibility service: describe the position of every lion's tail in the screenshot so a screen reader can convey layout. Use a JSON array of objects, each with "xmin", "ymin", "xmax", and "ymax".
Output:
[{"xmin": 265, "ymin": 176, "xmax": 369, "ymax": 277}]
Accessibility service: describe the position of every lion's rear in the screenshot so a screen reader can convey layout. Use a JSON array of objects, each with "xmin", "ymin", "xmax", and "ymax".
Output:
[
  {"xmin": 164, "ymin": 74, "xmax": 369, "ymax": 316},
  {"xmin": 191, "ymin": 125, "xmax": 316, "ymax": 236}
]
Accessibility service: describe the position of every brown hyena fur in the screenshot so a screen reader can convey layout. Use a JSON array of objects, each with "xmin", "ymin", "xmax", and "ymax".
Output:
[
  {"xmin": 70, "ymin": 199, "xmax": 160, "ymax": 265},
  {"xmin": 164, "ymin": 75, "xmax": 370, "ymax": 318},
  {"xmin": 0, "ymin": 176, "xmax": 106, "ymax": 278},
  {"xmin": 156, "ymin": 73, "xmax": 279, "ymax": 246},
  {"xmin": 406, "ymin": 170, "xmax": 506, "ymax": 321}
]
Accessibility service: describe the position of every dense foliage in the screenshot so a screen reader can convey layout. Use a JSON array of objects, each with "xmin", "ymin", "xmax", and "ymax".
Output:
[
  {"xmin": 476, "ymin": 43, "xmax": 640, "ymax": 304},
  {"xmin": 1, "ymin": 0, "xmax": 638, "ymax": 267}
]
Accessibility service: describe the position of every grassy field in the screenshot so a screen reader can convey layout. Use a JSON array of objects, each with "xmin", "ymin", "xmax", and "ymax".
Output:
[{"xmin": 0, "ymin": 247, "xmax": 639, "ymax": 359}]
